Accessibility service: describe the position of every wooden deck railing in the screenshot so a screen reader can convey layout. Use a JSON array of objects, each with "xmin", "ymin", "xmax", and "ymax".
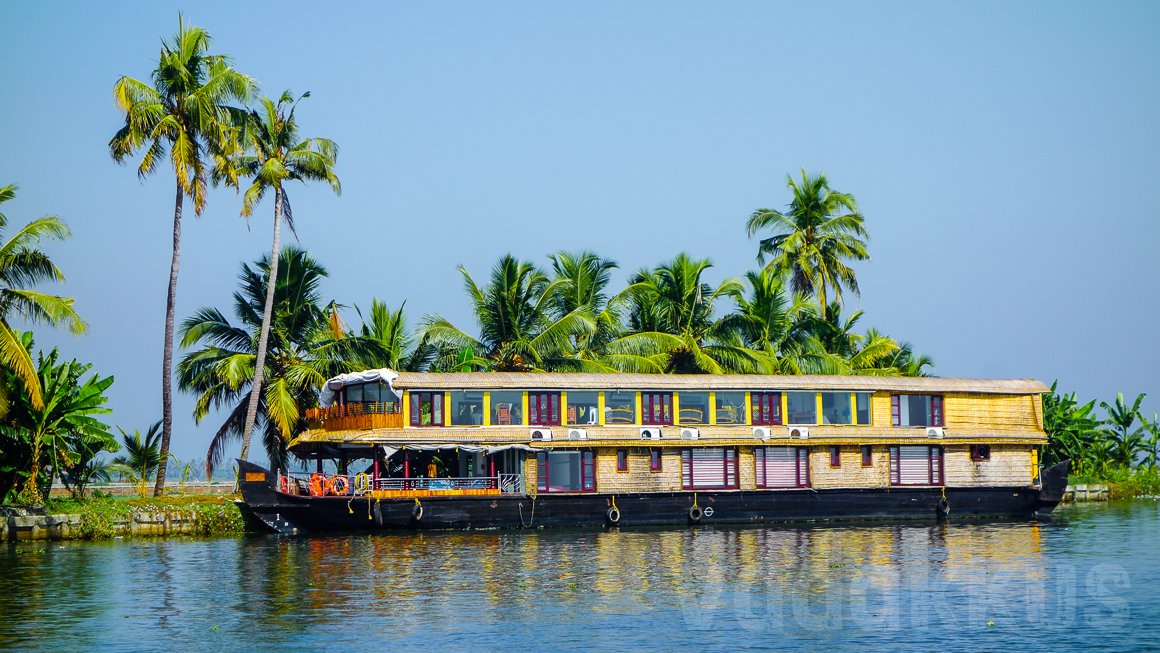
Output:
[{"xmin": 306, "ymin": 402, "xmax": 403, "ymax": 431}]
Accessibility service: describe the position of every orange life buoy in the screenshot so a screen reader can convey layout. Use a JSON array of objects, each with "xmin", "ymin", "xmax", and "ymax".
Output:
[
  {"xmin": 279, "ymin": 475, "xmax": 289, "ymax": 494},
  {"xmin": 309, "ymin": 473, "xmax": 326, "ymax": 497},
  {"xmin": 328, "ymin": 475, "xmax": 350, "ymax": 496}
]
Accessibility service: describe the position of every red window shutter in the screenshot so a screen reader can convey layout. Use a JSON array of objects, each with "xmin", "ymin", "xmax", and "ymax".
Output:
[
  {"xmin": 932, "ymin": 396, "xmax": 944, "ymax": 427},
  {"xmin": 891, "ymin": 395, "xmax": 901, "ymax": 427}
]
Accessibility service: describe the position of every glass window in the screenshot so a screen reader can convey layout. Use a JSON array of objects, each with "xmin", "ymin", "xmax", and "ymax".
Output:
[
  {"xmin": 856, "ymin": 393, "xmax": 871, "ymax": 425},
  {"xmin": 821, "ymin": 393, "xmax": 852, "ymax": 424},
  {"xmin": 528, "ymin": 392, "xmax": 560, "ymax": 425},
  {"xmin": 861, "ymin": 445, "xmax": 873, "ymax": 467},
  {"xmin": 536, "ymin": 451, "xmax": 595, "ymax": 492},
  {"xmin": 714, "ymin": 392, "xmax": 745, "ymax": 425},
  {"xmin": 786, "ymin": 392, "xmax": 817, "ymax": 424},
  {"xmin": 650, "ymin": 449, "xmax": 663, "ymax": 472},
  {"xmin": 970, "ymin": 444, "xmax": 992, "ymax": 461},
  {"xmin": 490, "ymin": 391, "xmax": 524, "ymax": 425},
  {"xmin": 344, "ymin": 383, "xmax": 363, "ymax": 404},
  {"xmin": 449, "ymin": 391, "xmax": 484, "ymax": 426},
  {"xmin": 751, "ymin": 392, "xmax": 782, "ymax": 425},
  {"xmin": 678, "ymin": 392, "xmax": 710, "ymax": 425},
  {"xmin": 566, "ymin": 391, "xmax": 599, "ymax": 425},
  {"xmin": 616, "ymin": 449, "xmax": 628, "ymax": 472},
  {"xmin": 830, "ymin": 446, "xmax": 841, "ymax": 467},
  {"xmin": 605, "ymin": 392, "xmax": 636, "ymax": 424},
  {"xmin": 409, "ymin": 392, "xmax": 443, "ymax": 427},
  {"xmin": 642, "ymin": 392, "xmax": 673, "ymax": 425},
  {"xmin": 891, "ymin": 395, "xmax": 945, "ymax": 427}
]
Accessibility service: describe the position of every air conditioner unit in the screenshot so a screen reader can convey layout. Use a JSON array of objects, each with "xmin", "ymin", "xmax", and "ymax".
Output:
[
  {"xmin": 753, "ymin": 426, "xmax": 772, "ymax": 441},
  {"xmin": 640, "ymin": 427, "xmax": 662, "ymax": 440},
  {"xmin": 530, "ymin": 428, "xmax": 553, "ymax": 441},
  {"xmin": 567, "ymin": 428, "xmax": 588, "ymax": 440},
  {"xmin": 679, "ymin": 427, "xmax": 700, "ymax": 440},
  {"xmin": 788, "ymin": 426, "xmax": 810, "ymax": 440},
  {"xmin": 926, "ymin": 427, "xmax": 945, "ymax": 438}
]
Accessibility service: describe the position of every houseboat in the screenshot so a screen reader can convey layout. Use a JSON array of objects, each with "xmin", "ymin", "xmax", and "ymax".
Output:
[{"xmin": 237, "ymin": 370, "xmax": 1069, "ymax": 533}]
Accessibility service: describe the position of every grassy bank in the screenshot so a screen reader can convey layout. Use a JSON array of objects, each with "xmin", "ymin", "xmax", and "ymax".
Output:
[
  {"xmin": 41, "ymin": 494, "xmax": 246, "ymax": 539},
  {"xmin": 1070, "ymin": 468, "xmax": 1160, "ymax": 500}
]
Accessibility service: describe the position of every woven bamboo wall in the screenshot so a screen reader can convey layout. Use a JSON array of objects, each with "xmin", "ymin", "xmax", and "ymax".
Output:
[
  {"xmin": 808, "ymin": 446, "xmax": 891, "ymax": 489},
  {"xmin": 944, "ymin": 445, "xmax": 1032, "ymax": 486},
  {"xmin": 594, "ymin": 447, "xmax": 683, "ymax": 493},
  {"xmin": 739, "ymin": 447, "xmax": 757, "ymax": 490}
]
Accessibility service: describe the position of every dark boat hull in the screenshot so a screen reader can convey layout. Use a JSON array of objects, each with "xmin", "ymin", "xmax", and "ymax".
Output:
[{"xmin": 238, "ymin": 460, "xmax": 1069, "ymax": 534}]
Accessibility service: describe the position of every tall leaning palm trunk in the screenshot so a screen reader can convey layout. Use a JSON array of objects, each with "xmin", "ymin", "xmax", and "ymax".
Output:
[
  {"xmin": 110, "ymin": 16, "xmax": 254, "ymax": 494},
  {"xmin": 238, "ymin": 188, "xmax": 284, "ymax": 461},
  {"xmin": 227, "ymin": 91, "xmax": 341, "ymax": 461}
]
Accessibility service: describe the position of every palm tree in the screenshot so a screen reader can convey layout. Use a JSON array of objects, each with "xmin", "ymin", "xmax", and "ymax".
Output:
[
  {"xmin": 1100, "ymin": 392, "xmax": 1146, "ymax": 468},
  {"xmin": 609, "ymin": 254, "xmax": 759, "ymax": 374},
  {"xmin": 109, "ymin": 16, "xmax": 256, "ymax": 495},
  {"xmin": 111, "ymin": 421, "xmax": 163, "ymax": 498},
  {"xmin": 747, "ymin": 170, "xmax": 869, "ymax": 318},
  {"xmin": 875, "ymin": 340, "xmax": 935, "ymax": 377},
  {"xmin": 220, "ymin": 91, "xmax": 341, "ymax": 463},
  {"xmin": 720, "ymin": 268, "xmax": 817, "ymax": 374},
  {"xmin": 421, "ymin": 255, "xmax": 596, "ymax": 372},
  {"xmin": 178, "ymin": 247, "xmax": 376, "ymax": 475},
  {"xmin": 1041, "ymin": 382, "xmax": 1106, "ymax": 475},
  {"xmin": 0, "ymin": 184, "xmax": 87, "ymax": 413},
  {"xmin": 353, "ymin": 299, "xmax": 432, "ymax": 371}
]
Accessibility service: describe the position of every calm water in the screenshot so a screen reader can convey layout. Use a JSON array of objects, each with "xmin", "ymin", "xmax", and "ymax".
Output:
[{"xmin": 2, "ymin": 501, "xmax": 1158, "ymax": 652}]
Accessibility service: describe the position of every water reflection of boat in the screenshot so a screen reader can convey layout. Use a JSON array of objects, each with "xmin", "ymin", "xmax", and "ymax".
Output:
[{"xmin": 237, "ymin": 370, "xmax": 1069, "ymax": 534}]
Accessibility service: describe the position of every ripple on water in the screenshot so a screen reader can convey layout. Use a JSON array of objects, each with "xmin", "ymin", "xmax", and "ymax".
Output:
[{"xmin": 1, "ymin": 502, "xmax": 1157, "ymax": 652}]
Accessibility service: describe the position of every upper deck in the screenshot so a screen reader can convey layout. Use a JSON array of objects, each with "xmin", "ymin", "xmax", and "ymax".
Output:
[{"xmin": 297, "ymin": 371, "xmax": 1048, "ymax": 449}]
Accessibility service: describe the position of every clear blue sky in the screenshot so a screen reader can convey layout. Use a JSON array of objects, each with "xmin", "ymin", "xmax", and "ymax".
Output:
[{"xmin": 2, "ymin": 2, "xmax": 1158, "ymax": 462}]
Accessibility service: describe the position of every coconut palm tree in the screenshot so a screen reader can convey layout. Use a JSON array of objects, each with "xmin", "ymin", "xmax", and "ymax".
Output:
[
  {"xmin": 178, "ymin": 248, "xmax": 376, "ymax": 475},
  {"xmin": 0, "ymin": 185, "xmax": 87, "ymax": 414},
  {"xmin": 421, "ymin": 255, "xmax": 597, "ymax": 372},
  {"xmin": 609, "ymin": 254, "xmax": 760, "ymax": 374},
  {"xmin": 109, "ymin": 16, "xmax": 255, "ymax": 495},
  {"xmin": 220, "ymin": 91, "xmax": 341, "ymax": 463},
  {"xmin": 111, "ymin": 421, "xmax": 163, "ymax": 498},
  {"xmin": 875, "ymin": 340, "xmax": 935, "ymax": 377},
  {"xmin": 1100, "ymin": 392, "xmax": 1146, "ymax": 468},
  {"xmin": 720, "ymin": 268, "xmax": 815, "ymax": 374},
  {"xmin": 353, "ymin": 299, "xmax": 432, "ymax": 371},
  {"xmin": 747, "ymin": 170, "xmax": 869, "ymax": 318}
]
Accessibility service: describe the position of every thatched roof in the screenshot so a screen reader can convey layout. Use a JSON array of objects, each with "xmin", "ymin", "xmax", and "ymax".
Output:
[{"xmin": 389, "ymin": 372, "xmax": 1048, "ymax": 395}]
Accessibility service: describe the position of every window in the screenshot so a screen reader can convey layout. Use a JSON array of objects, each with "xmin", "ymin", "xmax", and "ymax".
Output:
[
  {"xmin": 536, "ymin": 451, "xmax": 596, "ymax": 492},
  {"xmin": 490, "ymin": 390, "xmax": 523, "ymax": 426},
  {"xmin": 889, "ymin": 445, "xmax": 944, "ymax": 486},
  {"xmin": 891, "ymin": 395, "xmax": 945, "ymax": 427},
  {"xmin": 616, "ymin": 449, "xmax": 629, "ymax": 472},
  {"xmin": 344, "ymin": 382, "xmax": 397, "ymax": 410},
  {"xmin": 829, "ymin": 446, "xmax": 841, "ymax": 468},
  {"xmin": 642, "ymin": 392, "xmax": 673, "ymax": 425},
  {"xmin": 861, "ymin": 445, "xmax": 873, "ymax": 467},
  {"xmin": 856, "ymin": 393, "xmax": 871, "ymax": 425},
  {"xmin": 650, "ymin": 449, "xmax": 663, "ymax": 472},
  {"xmin": 681, "ymin": 448, "xmax": 738, "ymax": 489},
  {"xmin": 409, "ymin": 392, "xmax": 443, "ymax": 426},
  {"xmin": 529, "ymin": 392, "xmax": 561, "ymax": 426},
  {"xmin": 449, "ymin": 391, "xmax": 484, "ymax": 426},
  {"xmin": 970, "ymin": 444, "xmax": 992, "ymax": 461},
  {"xmin": 786, "ymin": 392, "xmax": 817, "ymax": 424},
  {"xmin": 751, "ymin": 392, "xmax": 782, "ymax": 425},
  {"xmin": 605, "ymin": 392, "xmax": 637, "ymax": 424},
  {"xmin": 678, "ymin": 392, "xmax": 710, "ymax": 425},
  {"xmin": 566, "ymin": 391, "xmax": 599, "ymax": 425},
  {"xmin": 821, "ymin": 393, "xmax": 852, "ymax": 424},
  {"xmin": 755, "ymin": 447, "xmax": 810, "ymax": 488},
  {"xmin": 714, "ymin": 392, "xmax": 745, "ymax": 425}
]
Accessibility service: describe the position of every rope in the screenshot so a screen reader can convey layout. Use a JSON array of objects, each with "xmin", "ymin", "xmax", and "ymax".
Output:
[
  {"xmin": 519, "ymin": 496, "xmax": 537, "ymax": 528},
  {"xmin": 611, "ymin": 495, "xmax": 618, "ymax": 512},
  {"xmin": 692, "ymin": 492, "xmax": 699, "ymax": 510}
]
